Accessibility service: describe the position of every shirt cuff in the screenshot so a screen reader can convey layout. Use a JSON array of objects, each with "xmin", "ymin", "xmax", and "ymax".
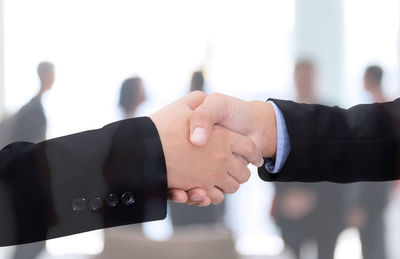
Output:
[{"xmin": 264, "ymin": 101, "xmax": 291, "ymax": 173}]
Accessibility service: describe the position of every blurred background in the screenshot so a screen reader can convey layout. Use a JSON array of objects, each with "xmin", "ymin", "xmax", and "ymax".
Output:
[{"xmin": 0, "ymin": 0, "xmax": 399, "ymax": 258}]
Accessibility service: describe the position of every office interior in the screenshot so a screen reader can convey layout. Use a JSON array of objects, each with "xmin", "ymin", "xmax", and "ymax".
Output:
[{"xmin": 0, "ymin": 0, "xmax": 399, "ymax": 259}]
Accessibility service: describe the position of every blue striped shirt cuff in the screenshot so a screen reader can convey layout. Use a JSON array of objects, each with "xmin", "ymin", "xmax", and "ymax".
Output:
[{"xmin": 264, "ymin": 101, "xmax": 291, "ymax": 173}]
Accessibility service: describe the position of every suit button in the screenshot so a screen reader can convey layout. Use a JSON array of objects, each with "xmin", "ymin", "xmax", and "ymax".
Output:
[
  {"xmin": 72, "ymin": 198, "xmax": 87, "ymax": 211},
  {"xmin": 121, "ymin": 192, "xmax": 135, "ymax": 205},
  {"xmin": 106, "ymin": 193, "xmax": 119, "ymax": 207},
  {"xmin": 89, "ymin": 197, "xmax": 103, "ymax": 211}
]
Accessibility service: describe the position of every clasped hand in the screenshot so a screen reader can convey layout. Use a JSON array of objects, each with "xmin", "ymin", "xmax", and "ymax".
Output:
[{"xmin": 150, "ymin": 91, "xmax": 277, "ymax": 206}]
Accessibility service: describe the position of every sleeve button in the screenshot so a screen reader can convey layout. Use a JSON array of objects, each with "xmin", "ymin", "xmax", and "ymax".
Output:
[
  {"xmin": 106, "ymin": 193, "xmax": 120, "ymax": 207},
  {"xmin": 89, "ymin": 197, "xmax": 103, "ymax": 211},
  {"xmin": 121, "ymin": 192, "xmax": 135, "ymax": 205},
  {"xmin": 72, "ymin": 198, "xmax": 87, "ymax": 211}
]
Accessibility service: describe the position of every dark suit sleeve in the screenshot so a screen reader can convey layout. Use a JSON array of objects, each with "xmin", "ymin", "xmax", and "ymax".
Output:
[
  {"xmin": 0, "ymin": 117, "xmax": 167, "ymax": 246},
  {"xmin": 259, "ymin": 99, "xmax": 400, "ymax": 183}
]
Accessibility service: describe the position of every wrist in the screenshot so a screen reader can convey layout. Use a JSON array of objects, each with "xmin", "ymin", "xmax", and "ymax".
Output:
[
  {"xmin": 248, "ymin": 101, "xmax": 277, "ymax": 158},
  {"xmin": 149, "ymin": 114, "xmax": 175, "ymax": 189}
]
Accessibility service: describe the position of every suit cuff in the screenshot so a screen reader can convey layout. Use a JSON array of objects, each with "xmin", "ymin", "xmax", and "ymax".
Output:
[{"xmin": 264, "ymin": 101, "xmax": 291, "ymax": 173}]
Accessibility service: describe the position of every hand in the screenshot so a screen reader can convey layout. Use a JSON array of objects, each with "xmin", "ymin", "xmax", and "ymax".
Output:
[
  {"xmin": 169, "ymin": 93, "xmax": 278, "ymax": 205},
  {"xmin": 189, "ymin": 93, "xmax": 277, "ymax": 157},
  {"xmin": 150, "ymin": 91, "xmax": 262, "ymax": 204}
]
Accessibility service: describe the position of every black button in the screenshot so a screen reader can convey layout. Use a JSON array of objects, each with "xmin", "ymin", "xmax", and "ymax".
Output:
[
  {"xmin": 121, "ymin": 192, "xmax": 135, "ymax": 205},
  {"xmin": 106, "ymin": 193, "xmax": 119, "ymax": 207},
  {"xmin": 89, "ymin": 197, "xmax": 103, "ymax": 211},
  {"xmin": 72, "ymin": 198, "xmax": 87, "ymax": 211}
]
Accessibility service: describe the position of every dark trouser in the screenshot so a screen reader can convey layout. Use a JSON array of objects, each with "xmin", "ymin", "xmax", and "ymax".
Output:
[
  {"xmin": 13, "ymin": 241, "xmax": 45, "ymax": 259},
  {"xmin": 280, "ymin": 222, "xmax": 340, "ymax": 259},
  {"xmin": 359, "ymin": 216, "xmax": 386, "ymax": 259}
]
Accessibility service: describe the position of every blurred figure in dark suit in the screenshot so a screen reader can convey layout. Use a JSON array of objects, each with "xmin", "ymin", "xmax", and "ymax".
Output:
[
  {"xmin": 169, "ymin": 70, "xmax": 225, "ymax": 226},
  {"xmin": 344, "ymin": 65, "xmax": 390, "ymax": 259},
  {"xmin": 118, "ymin": 77, "xmax": 146, "ymax": 118},
  {"xmin": 272, "ymin": 60, "xmax": 344, "ymax": 259},
  {"xmin": 190, "ymin": 70, "xmax": 205, "ymax": 92},
  {"xmin": 363, "ymin": 65, "xmax": 387, "ymax": 102},
  {"xmin": 11, "ymin": 61, "xmax": 54, "ymax": 259}
]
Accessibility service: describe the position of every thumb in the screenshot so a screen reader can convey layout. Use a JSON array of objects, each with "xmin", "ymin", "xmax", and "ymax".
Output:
[{"xmin": 189, "ymin": 93, "xmax": 230, "ymax": 146}]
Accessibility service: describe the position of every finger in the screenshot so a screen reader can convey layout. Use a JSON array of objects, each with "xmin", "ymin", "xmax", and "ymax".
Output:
[
  {"xmin": 231, "ymin": 133, "xmax": 264, "ymax": 167},
  {"xmin": 208, "ymin": 187, "xmax": 225, "ymax": 205},
  {"xmin": 228, "ymin": 156, "xmax": 252, "ymax": 184},
  {"xmin": 234, "ymin": 154, "xmax": 249, "ymax": 165},
  {"xmin": 182, "ymin": 91, "xmax": 207, "ymax": 110},
  {"xmin": 197, "ymin": 196, "xmax": 212, "ymax": 207},
  {"xmin": 187, "ymin": 188, "xmax": 209, "ymax": 204},
  {"xmin": 189, "ymin": 93, "xmax": 230, "ymax": 146},
  {"xmin": 216, "ymin": 175, "xmax": 240, "ymax": 194},
  {"xmin": 168, "ymin": 189, "xmax": 188, "ymax": 203}
]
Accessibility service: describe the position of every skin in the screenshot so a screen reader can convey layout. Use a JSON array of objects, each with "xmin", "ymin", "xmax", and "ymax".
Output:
[
  {"xmin": 168, "ymin": 93, "xmax": 277, "ymax": 205},
  {"xmin": 37, "ymin": 65, "xmax": 55, "ymax": 99},
  {"xmin": 149, "ymin": 92, "xmax": 263, "ymax": 205},
  {"xmin": 295, "ymin": 65, "xmax": 316, "ymax": 103},
  {"xmin": 364, "ymin": 76, "xmax": 387, "ymax": 103}
]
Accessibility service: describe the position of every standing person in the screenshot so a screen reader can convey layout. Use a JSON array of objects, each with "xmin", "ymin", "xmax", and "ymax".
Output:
[
  {"xmin": 272, "ymin": 60, "xmax": 343, "ymax": 259},
  {"xmin": 189, "ymin": 70, "xmax": 205, "ymax": 92},
  {"xmin": 364, "ymin": 65, "xmax": 388, "ymax": 102},
  {"xmin": 117, "ymin": 76, "xmax": 173, "ymax": 240},
  {"xmin": 344, "ymin": 65, "xmax": 389, "ymax": 259},
  {"xmin": 12, "ymin": 61, "xmax": 55, "ymax": 259},
  {"xmin": 118, "ymin": 77, "xmax": 146, "ymax": 119}
]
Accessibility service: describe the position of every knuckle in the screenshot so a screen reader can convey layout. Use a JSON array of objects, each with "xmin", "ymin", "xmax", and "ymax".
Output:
[
  {"xmin": 217, "ymin": 152, "xmax": 230, "ymax": 164},
  {"xmin": 209, "ymin": 92, "xmax": 222, "ymax": 99},
  {"xmin": 245, "ymin": 141, "xmax": 257, "ymax": 160},
  {"xmin": 237, "ymin": 169, "xmax": 250, "ymax": 184},
  {"xmin": 231, "ymin": 183, "xmax": 240, "ymax": 193},
  {"xmin": 212, "ymin": 195, "xmax": 224, "ymax": 205},
  {"xmin": 209, "ymin": 188, "xmax": 224, "ymax": 204},
  {"xmin": 226, "ymin": 182, "xmax": 239, "ymax": 194},
  {"xmin": 191, "ymin": 90, "xmax": 206, "ymax": 96},
  {"xmin": 249, "ymin": 140, "xmax": 257, "ymax": 155},
  {"xmin": 243, "ymin": 169, "xmax": 251, "ymax": 183}
]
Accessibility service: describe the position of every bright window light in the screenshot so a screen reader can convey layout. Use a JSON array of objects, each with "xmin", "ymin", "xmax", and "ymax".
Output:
[{"xmin": 344, "ymin": 0, "xmax": 399, "ymax": 107}]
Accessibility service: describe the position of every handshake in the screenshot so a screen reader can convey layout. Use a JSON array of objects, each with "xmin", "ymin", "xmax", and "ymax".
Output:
[{"xmin": 149, "ymin": 91, "xmax": 277, "ymax": 207}]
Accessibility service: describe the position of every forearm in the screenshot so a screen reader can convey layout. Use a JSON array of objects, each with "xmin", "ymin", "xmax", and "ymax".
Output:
[
  {"xmin": 259, "ymin": 99, "xmax": 400, "ymax": 182},
  {"xmin": 0, "ymin": 117, "xmax": 167, "ymax": 246}
]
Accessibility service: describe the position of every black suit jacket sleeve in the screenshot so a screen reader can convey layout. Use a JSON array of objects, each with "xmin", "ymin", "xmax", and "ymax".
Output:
[
  {"xmin": 259, "ymin": 99, "xmax": 400, "ymax": 183},
  {"xmin": 0, "ymin": 117, "xmax": 167, "ymax": 246}
]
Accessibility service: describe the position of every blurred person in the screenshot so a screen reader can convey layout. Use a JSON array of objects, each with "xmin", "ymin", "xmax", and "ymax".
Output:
[
  {"xmin": 12, "ymin": 61, "xmax": 54, "ymax": 143},
  {"xmin": 189, "ymin": 70, "xmax": 205, "ymax": 92},
  {"xmin": 117, "ymin": 76, "xmax": 174, "ymax": 241},
  {"xmin": 294, "ymin": 60, "xmax": 316, "ymax": 103},
  {"xmin": 0, "ymin": 91, "xmax": 261, "ymax": 247},
  {"xmin": 0, "ymin": 62, "xmax": 54, "ymax": 149},
  {"xmin": 169, "ymin": 70, "xmax": 225, "ymax": 227},
  {"xmin": 118, "ymin": 77, "xmax": 146, "ymax": 118},
  {"xmin": 10, "ymin": 61, "xmax": 54, "ymax": 259},
  {"xmin": 272, "ymin": 60, "xmax": 343, "ymax": 259},
  {"xmin": 344, "ymin": 65, "xmax": 390, "ymax": 259},
  {"xmin": 363, "ymin": 65, "xmax": 387, "ymax": 102}
]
